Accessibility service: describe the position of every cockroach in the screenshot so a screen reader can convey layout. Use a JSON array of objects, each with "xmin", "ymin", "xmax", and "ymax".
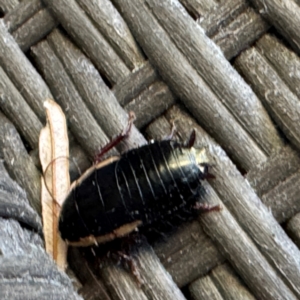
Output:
[{"xmin": 59, "ymin": 128, "xmax": 214, "ymax": 247}]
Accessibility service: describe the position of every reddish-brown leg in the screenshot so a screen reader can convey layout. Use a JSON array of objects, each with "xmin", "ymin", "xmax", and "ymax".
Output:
[
  {"xmin": 94, "ymin": 111, "xmax": 135, "ymax": 164},
  {"xmin": 193, "ymin": 202, "xmax": 221, "ymax": 212},
  {"xmin": 116, "ymin": 251, "xmax": 144, "ymax": 286}
]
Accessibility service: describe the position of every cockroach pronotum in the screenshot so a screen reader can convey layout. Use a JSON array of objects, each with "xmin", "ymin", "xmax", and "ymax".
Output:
[{"xmin": 58, "ymin": 124, "xmax": 215, "ymax": 247}]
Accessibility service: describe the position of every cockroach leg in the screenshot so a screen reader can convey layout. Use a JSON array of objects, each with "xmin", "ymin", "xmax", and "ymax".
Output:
[
  {"xmin": 116, "ymin": 251, "xmax": 144, "ymax": 286},
  {"xmin": 193, "ymin": 202, "xmax": 221, "ymax": 212},
  {"xmin": 185, "ymin": 129, "xmax": 196, "ymax": 148},
  {"xmin": 105, "ymin": 233, "xmax": 144, "ymax": 286},
  {"xmin": 94, "ymin": 111, "xmax": 136, "ymax": 164}
]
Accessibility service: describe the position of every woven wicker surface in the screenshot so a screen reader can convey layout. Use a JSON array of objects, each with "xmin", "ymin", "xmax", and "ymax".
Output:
[{"xmin": 0, "ymin": 0, "xmax": 300, "ymax": 299}]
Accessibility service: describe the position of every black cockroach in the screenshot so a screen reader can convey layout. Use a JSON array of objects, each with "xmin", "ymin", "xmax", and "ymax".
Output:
[{"xmin": 59, "ymin": 124, "xmax": 213, "ymax": 247}]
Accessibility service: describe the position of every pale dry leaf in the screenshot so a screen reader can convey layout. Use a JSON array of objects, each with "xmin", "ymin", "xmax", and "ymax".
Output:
[
  {"xmin": 40, "ymin": 126, "xmax": 54, "ymax": 257},
  {"xmin": 39, "ymin": 99, "xmax": 70, "ymax": 271}
]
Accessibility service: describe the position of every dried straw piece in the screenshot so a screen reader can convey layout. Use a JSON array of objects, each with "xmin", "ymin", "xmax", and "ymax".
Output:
[{"xmin": 39, "ymin": 99, "xmax": 69, "ymax": 270}]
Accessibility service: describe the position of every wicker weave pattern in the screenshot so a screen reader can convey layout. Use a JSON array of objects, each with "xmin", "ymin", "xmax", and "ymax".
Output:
[{"xmin": 0, "ymin": 0, "xmax": 300, "ymax": 299}]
